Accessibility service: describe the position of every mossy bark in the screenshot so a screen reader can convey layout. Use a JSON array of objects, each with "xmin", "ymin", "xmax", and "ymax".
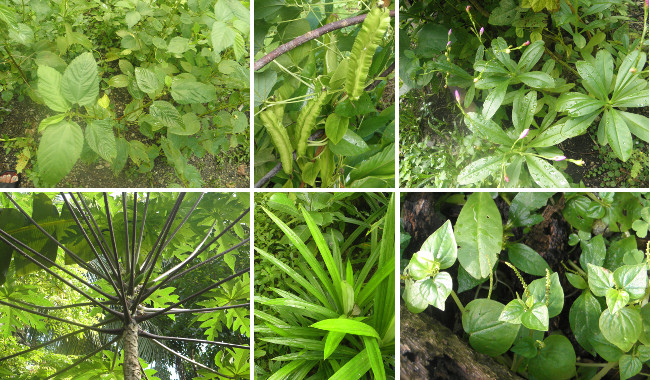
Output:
[
  {"xmin": 400, "ymin": 303, "xmax": 522, "ymax": 380},
  {"xmin": 123, "ymin": 322, "xmax": 141, "ymax": 380}
]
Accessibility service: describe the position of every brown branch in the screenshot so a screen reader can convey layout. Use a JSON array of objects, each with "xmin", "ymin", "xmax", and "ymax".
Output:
[
  {"xmin": 254, "ymin": 10, "xmax": 395, "ymax": 71},
  {"xmin": 365, "ymin": 61, "xmax": 395, "ymax": 92},
  {"xmin": 148, "ymin": 338, "xmax": 235, "ymax": 379},
  {"xmin": 3, "ymin": 46, "xmax": 29, "ymax": 85},
  {"xmin": 138, "ymin": 330, "xmax": 249, "ymax": 350}
]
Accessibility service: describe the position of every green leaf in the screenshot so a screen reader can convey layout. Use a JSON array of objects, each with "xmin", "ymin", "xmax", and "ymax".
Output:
[
  {"xmin": 415, "ymin": 220, "xmax": 457, "ymax": 272},
  {"xmin": 621, "ymin": 110, "xmax": 650, "ymax": 142},
  {"xmin": 530, "ymin": 114, "xmax": 597, "ymax": 147},
  {"xmin": 266, "ymin": 194, "xmax": 299, "ymax": 217},
  {"xmin": 38, "ymin": 114, "xmax": 66, "ymax": 133},
  {"xmin": 171, "ymin": 80, "xmax": 217, "ymax": 104},
  {"xmin": 463, "ymin": 112, "xmax": 513, "ymax": 146},
  {"xmin": 507, "ymin": 243, "xmax": 550, "ymax": 276},
  {"xmin": 310, "ymin": 319, "xmax": 379, "ymax": 339},
  {"xmin": 108, "ymin": 74, "xmax": 129, "ymax": 88},
  {"xmin": 517, "ymin": 41, "xmax": 545, "ymax": 72},
  {"xmin": 329, "ymin": 349, "xmax": 371, "ymax": 380},
  {"xmin": 569, "ymin": 291, "xmax": 601, "ymax": 355},
  {"xmin": 557, "ymin": 92, "xmax": 604, "ymax": 117},
  {"xmin": 325, "ymin": 114, "xmax": 349, "ymax": 145},
  {"xmin": 482, "ymin": 80, "xmax": 508, "ymax": 119},
  {"xmin": 580, "ymin": 234, "xmax": 606, "ymax": 271},
  {"xmin": 522, "ymin": 302, "xmax": 549, "ymax": 331},
  {"xmin": 587, "ymin": 264, "xmax": 615, "ymax": 297},
  {"xmin": 403, "ymin": 278, "xmax": 428, "ymax": 313},
  {"xmin": 589, "ymin": 333, "xmax": 624, "ymax": 362},
  {"xmin": 605, "ymin": 288, "xmax": 629, "ymax": 314},
  {"xmin": 604, "ymin": 109, "xmax": 633, "ymax": 162},
  {"xmin": 134, "ymin": 67, "xmax": 162, "ymax": 95},
  {"xmin": 418, "ymin": 273, "xmax": 452, "ymax": 311},
  {"xmin": 613, "ymin": 264, "xmax": 648, "ymax": 299},
  {"xmin": 579, "ymin": 50, "xmax": 613, "ymax": 100},
  {"xmin": 527, "ymin": 272, "xmax": 564, "ymax": 318},
  {"xmin": 37, "ymin": 121, "xmax": 83, "ymax": 185},
  {"xmin": 527, "ymin": 335, "xmax": 576, "ymax": 380},
  {"xmin": 125, "ymin": 10, "xmax": 141, "ymax": 28},
  {"xmin": 619, "ymin": 355, "xmax": 642, "ymax": 380},
  {"xmin": 640, "ymin": 304, "xmax": 650, "ymax": 345},
  {"xmin": 324, "ymin": 331, "xmax": 346, "ymax": 359},
  {"xmin": 149, "ymin": 101, "xmax": 184, "ymax": 132},
  {"xmin": 509, "ymin": 192, "xmax": 552, "ymax": 227},
  {"xmin": 512, "ymin": 90, "xmax": 537, "ymax": 133},
  {"xmin": 211, "ymin": 21, "xmax": 236, "ymax": 54},
  {"xmin": 566, "ymin": 273, "xmax": 587, "ymax": 290},
  {"xmin": 462, "ymin": 299, "xmax": 520, "ymax": 356},
  {"xmin": 599, "ymin": 306, "xmax": 642, "ymax": 352},
  {"xmin": 329, "ymin": 130, "xmax": 369, "ymax": 156},
  {"xmin": 37, "ymin": 66, "xmax": 70, "ymax": 112},
  {"xmin": 60, "ymin": 52, "xmax": 99, "ymax": 106},
  {"xmin": 517, "ymin": 71, "xmax": 554, "ymax": 88},
  {"xmin": 363, "ymin": 337, "xmax": 385, "ymax": 380},
  {"xmin": 167, "ymin": 36, "xmax": 190, "ymax": 55},
  {"xmin": 525, "ymin": 156, "xmax": 569, "ymax": 187},
  {"xmin": 456, "ymin": 156, "xmax": 501, "ymax": 185},
  {"xmin": 86, "ymin": 119, "xmax": 117, "ymax": 161},
  {"xmin": 455, "ymin": 193, "xmax": 502, "ymax": 279},
  {"xmin": 499, "ymin": 299, "xmax": 526, "ymax": 324}
]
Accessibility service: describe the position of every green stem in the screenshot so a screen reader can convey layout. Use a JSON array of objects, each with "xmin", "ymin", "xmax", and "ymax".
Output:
[
  {"xmin": 575, "ymin": 362, "xmax": 611, "ymax": 367},
  {"xmin": 567, "ymin": 260, "xmax": 587, "ymax": 277},
  {"xmin": 450, "ymin": 290, "xmax": 465, "ymax": 313},
  {"xmin": 590, "ymin": 361, "xmax": 617, "ymax": 380}
]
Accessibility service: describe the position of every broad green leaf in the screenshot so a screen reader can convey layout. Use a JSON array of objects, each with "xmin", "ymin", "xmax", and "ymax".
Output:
[
  {"xmin": 108, "ymin": 74, "xmax": 129, "ymax": 88},
  {"xmin": 522, "ymin": 302, "xmax": 549, "ymax": 331},
  {"xmin": 37, "ymin": 66, "xmax": 70, "ymax": 112},
  {"xmin": 38, "ymin": 114, "xmax": 66, "ymax": 133},
  {"xmin": 329, "ymin": 130, "xmax": 369, "ymax": 156},
  {"xmin": 512, "ymin": 91, "xmax": 537, "ymax": 134},
  {"xmin": 530, "ymin": 114, "xmax": 597, "ymax": 147},
  {"xmin": 589, "ymin": 332, "xmax": 624, "ymax": 362},
  {"xmin": 576, "ymin": 51, "xmax": 613, "ymax": 100},
  {"xmin": 363, "ymin": 337, "xmax": 385, "ymax": 380},
  {"xmin": 329, "ymin": 349, "xmax": 371, "ymax": 380},
  {"xmin": 418, "ymin": 273, "xmax": 452, "ymax": 311},
  {"xmin": 455, "ymin": 193, "xmax": 502, "ymax": 279},
  {"xmin": 507, "ymin": 243, "xmax": 550, "ymax": 276},
  {"xmin": 619, "ymin": 111, "xmax": 649, "ymax": 143},
  {"xmin": 614, "ymin": 50, "xmax": 644, "ymax": 90},
  {"xmin": 456, "ymin": 156, "xmax": 501, "ymax": 185},
  {"xmin": 324, "ymin": 331, "xmax": 346, "ymax": 359},
  {"xmin": 523, "ymin": 0, "xmax": 560, "ymax": 12},
  {"xmin": 640, "ymin": 304, "xmax": 650, "ymax": 345},
  {"xmin": 482, "ymin": 80, "xmax": 508, "ymax": 119},
  {"xmin": 266, "ymin": 194, "xmax": 299, "ymax": 217},
  {"xmin": 517, "ymin": 71, "xmax": 554, "ymax": 88},
  {"xmin": 311, "ymin": 319, "xmax": 379, "ymax": 339},
  {"xmin": 167, "ymin": 36, "xmax": 190, "ymax": 54},
  {"xmin": 86, "ymin": 119, "xmax": 117, "ymax": 161},
  {"xmin": 149, "ymin": 101, "xmax": 184, "ymax": 132},
  {"xmin": 605, "ymin": 288, "xmax": 629, "ymax": 314},
  {"xmin": 599, "ymin": 306, "xmax": 642, "ymax": 352},
  {"xmin": 491, "ymin": 37, "xmax": 517, "ymax": 72},
  {"xmin": 604, "ymin": 109, "xmax": 633, "ymax": 162},
  {"xmin": 8, "ymin": 23, "xmax": 33, "ymax": 45},
  {"xmin": 587, "ymin": 264, "xmax": 615, "ymax": 297},
  {"xmin": 557, "ymin": 92, "xmax": 604, "ymax": 117},
  {"xmin": 613, "ymin": 264, "xmax": 648, "ymax": 299},
  {"xmin": 403, "ymin": 278, "xmax": 428, "ymax": 313},
  {"xmin": 173, "ymin": 112, "xmax": 201, "ymax": 136},
  {"xmin": 525, "ymin": 156, "xmax": 569, "ymax": 188},
  {"xmin": 134, "ymin": 67, "xmax": 161, "ymax": 95},
  {"xmin": 462, "ymin": 299, "xmax": 520, "ymax": 356},
  {"xmin": 527, "ymin": 272, "xmax": 564, "ymax": 318},
  {"xmin": 211, "ymin": 21, "xmax": 236, "ymax": 54},
  {"xmin": 579, "ymin": 234, "xmax": 606, "ymax": 271},
  {"xmin": 527, "ymin": 335, "xmax": 576, "ymax": 380},
  {"xmin": 569, "ymin": 291, "xmax": 601, "ymax": 355},
  {"xmin": 61, "ymin": 52, "xmax": 99, "ymax": 106},
  {"xmin": 463, "ymin": 112, "xmax": 513, "ymax": 146},
  {"xmin": 171, "ymin": 80, "xmax": 217, "ymax": 104},
  {"xmin": 125, "ymin": 10, "xmax": 141, "ymax": 29},
  {"xmin": 619, "ymin": 355, "xmax": 642, "ymax": 380},
  {"xmin": 566, "ymin": 273, "xmax": 587, "ymax": 289},
  {"xmin": 499, "ymin": 299, "xmax": 525, "ymax": 324},
  {"xmin": 517, "ymin": 40, "xmax": 545, "ymax": 72},
  {"xmin": 325, "ymin": 114, "xmax": 349, "ymax": 145},
  {"xmin": 415, "ymin": 220, "xmax": 457, "ymax": 272},
  {"xmin": 508, "ymin": 192, "xmax": 552, "ymax": 227},
  {"xmin": 37, "ymin": 121, "xmax": 83, "ymax": 185}
]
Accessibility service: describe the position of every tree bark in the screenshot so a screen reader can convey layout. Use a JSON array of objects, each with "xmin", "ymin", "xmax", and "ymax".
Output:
[
  {"xmin": 123, "ymin": 322, "xmax": 141, "ymax": 380},
  {"xmin": 400, "ymin": 303, "xmax": 523, "ymax": 380}
]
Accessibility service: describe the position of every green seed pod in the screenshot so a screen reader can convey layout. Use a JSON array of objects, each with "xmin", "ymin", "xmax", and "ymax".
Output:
[
  {"xmin": 260, "ymin": 108, "xmax": 293, "ymax": 175},
  {"xmin": 295, "ymin": 90, "xmax": 327, "ymax": 157},
  {"xmin": 345, "ymin": 7, "xmax": 391, "ymax": 100}
]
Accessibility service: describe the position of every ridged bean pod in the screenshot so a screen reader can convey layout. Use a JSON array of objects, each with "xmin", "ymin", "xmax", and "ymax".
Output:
[
  {"xmin": 260, "ymin": 108, "xmax": 293, "ymax": 175},
  {"xmin": 345, "ymin": 7, "xmax": 391, "ymax": 100},
  {"xmin": 295, "ymin": 90, "xmax": 327, "ymax": 157}
]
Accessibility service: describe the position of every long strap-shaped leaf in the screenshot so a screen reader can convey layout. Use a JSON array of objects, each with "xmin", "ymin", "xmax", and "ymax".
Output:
[
  {"xmin": 262, "ymin": 207, "xmax": 338, "ymax": 310},
  {"xmin": 374, "ymin": 194, "xmax": 395, "ymax": 338},
  {"xmin": 329, "ymin": 348, "xmax": 371, "ymax": 380}
]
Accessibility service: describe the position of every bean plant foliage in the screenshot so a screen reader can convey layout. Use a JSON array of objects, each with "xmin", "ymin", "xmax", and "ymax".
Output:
[
  {"xmin": 0, "ymin": 192, "xmax": 250, "ymax": 379},
  {"xmin": 0, "ymin": 0, "xmax": 250, "ymax": 187},
  {"xmin": 254, "ymin": 1, "xmax": 396, "ymax": 188},
  {"xmin": 254, "ymin": 192, "xmax": 395, "ymax": 379},
  {"xmin": 399, "ymin": 0, "xmax": 649, "ymax": 188},
  {"xmin": 401, "ymin": 192, "xmax": 650, "ymax": 380}
]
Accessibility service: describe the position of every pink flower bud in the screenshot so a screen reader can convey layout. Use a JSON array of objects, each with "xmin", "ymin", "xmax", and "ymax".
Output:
[
  {"xmin": 504, "ymin": 175, "xmax": 510, "ymax": 183},
  {"xmin": 454, "ymin": 89, "xmax": 461, "ymax": 103},
  {"xmin": 479, "ymin": 27, "xmax": 484, "ymax": 36},
  {"xmin": 523, "ymin": 40, "xmax": 530, "ymax": 46},
  {"xmin": 449, "ymin": 29, "xmax": 452, "ymax": 36},
  {"xmin": 646, "ymin": 0, "xmax": 648, "ymax": 7},
  {"xmin": 466, "ymin": 5, "xmax": 471, "ymax": 11},
  {"xmin": 447, "ymin": 40, "xmax": 451, "ymax": 46},
  {"xmin": 552, "ymin": 156, "xmax": 566, "ymax": 161},
  {"xmin": 518, "ymin": 129, "xmax": 529, "ymax": 140}
]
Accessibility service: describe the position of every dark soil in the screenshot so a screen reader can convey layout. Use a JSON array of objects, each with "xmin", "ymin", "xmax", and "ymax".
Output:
[{"xmin": 0, "ymin": 97, "xmax": 249, "ymax": 188}]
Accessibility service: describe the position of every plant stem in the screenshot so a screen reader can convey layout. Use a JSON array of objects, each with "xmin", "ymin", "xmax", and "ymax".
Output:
[
  {"xmin": 450, "ymin": 290, "xmax": 465, "ymax": 313},
  {"xmin": 3, "ymin": 46, "xmax": 29, "ymax": 85},
  {"xmin": 590, "ymin": 361, "xmax": 617, "ymax": 380}
]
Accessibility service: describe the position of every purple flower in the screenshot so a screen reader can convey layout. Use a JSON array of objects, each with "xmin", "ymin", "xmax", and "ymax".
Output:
[
  {"xmin": 447, "ymin": 40, "xmax": 452, "ymax": 46},
  {"xmin": 449, "ymin": 29, "xmax": 452, "ymax": 36},
  {"xmin": 466, "ymin": 5, "xmax": 471, "ymax": 12},
  {"xmin": 454, "ymin": 89, "xmax": 461, "ymax": 103},
  {"xmin": 646, "ymin": 0, "xmax": 648, "ymax": 7},
  {"xmin": 504, "ymin": 175, "xmax": 510, "ymax": 183},
  {"xmin": 479, "ymin": 27, "xmax": 484, "ymax": 36},
  {"xmin": 523, "ymin": 40, "xmax": 530, "ymax": 46},
  {"xmin": 552, "ymin": 156, "xmax": 566, "ymax": 161},
  {"xmin": 518, "ymin": 129, "xmax": 529, "ymax": 140}
]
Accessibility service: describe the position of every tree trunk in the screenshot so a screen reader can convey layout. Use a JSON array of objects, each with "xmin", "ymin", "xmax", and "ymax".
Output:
[
  {"xmin": 400, "ymin": 303, "xmax": 523, "ymax": 380},
  {"xmin": 123, "ymin": 322, "xmax": 141, "ymax": 380}
]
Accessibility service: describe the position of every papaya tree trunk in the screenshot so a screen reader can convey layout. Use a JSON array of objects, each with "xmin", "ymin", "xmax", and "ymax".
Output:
[{"xmin": 123, "ymin": 322, "xmax": 141, "ymax": 380}]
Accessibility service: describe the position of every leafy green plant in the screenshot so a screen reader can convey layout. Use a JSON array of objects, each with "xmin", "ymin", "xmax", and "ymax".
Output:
[
  {"xmin": 0, "ymin": 192, "xmax": 250, "ymax": 379},
  {"xmin": 402, "ymin": 192, "xmax": 650, "ymax": 380},
  {"xmin": 399, "ymin": 0, "xmax": 649, "ymax": 188},
  {"xmin": 0, "ymin": 0, "xmax": 250, "ymax": 187},
  {"xmin": 254, "ymin": 2, "xmax": 395, "ymax": 188},
  {"xmin": 255, "ymin": 193, "xmax": 395, "ymax": 379}
]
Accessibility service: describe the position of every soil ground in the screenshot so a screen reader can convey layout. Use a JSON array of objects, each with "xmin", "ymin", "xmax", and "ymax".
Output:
[{"xmin": 0, "ymin": 97, "xmax": 249, "ymax": 189}]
